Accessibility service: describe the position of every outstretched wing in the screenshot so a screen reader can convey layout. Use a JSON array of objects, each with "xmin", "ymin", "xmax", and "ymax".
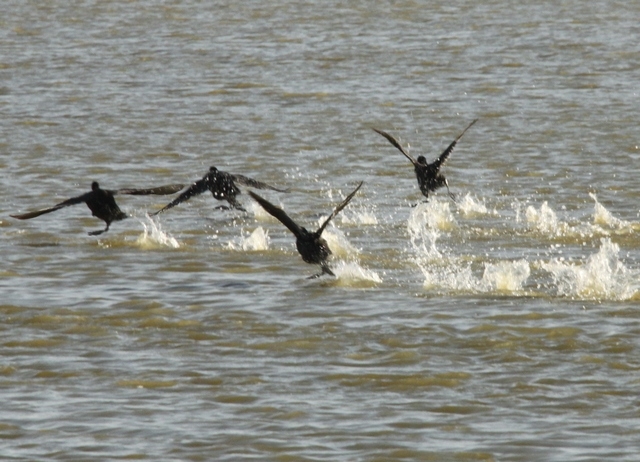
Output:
[
  {"xmin": 432, "ymin": 119, "xmax": 477, "ymax": 170},
  {"xmin": 317, "ymin": 181, "xmax": 363, "ymax": 235},
  {"xmin": 231, "ymin": 174, "xmax": 290, "ymax": 193},
  {"xmin": 113, "ymin": 184, "xmax": 185, "ymax": 196},
  {"xmin": 151, "ymin": 179, "xmax": 208, "ymax": 215},
  {"xmin": 10, "ymin": 193, "xmax": 90, "ymax": 220},
  {"xmin": 373, "ymin": 128, "xmax": 419, "ymax": 166},
  {"xmin": 248, "ymin": 191, "xmax": 303, "ymax": 238}
]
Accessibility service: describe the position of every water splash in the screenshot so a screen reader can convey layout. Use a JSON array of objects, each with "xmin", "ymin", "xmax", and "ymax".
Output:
[
  {"xmin": 228, "ymin": 227, "xmax": 270, "ymax": 251},
  {"xmin": 457, "ymin": 193, "xmax": 495, "ymax": 218},
  {"xmin": 589, "ymin": 193, "xmax": 632, "ymax": 231},
  {"xmin": 331, "ymin": 260, "xmax": 382, "ymax": 285},
  {"xmin": 136, "ymin": 216, "xmax": 180, "ymax": 249},
  {"xmin": 541, "ymin": 238, "xmax": 638, "ymax": 301},
  {"xmin": 407, "ymin": 201, "xmax": 529, "ymax": 295},
  {"xmin": 339, "ymin": 208, "xmax": 378, "ymax": 226},
  {"xmin": 525, "ymin": 201, "xmax": 560, "ymax": 235},
  {"xmin": 482, "ymin": 260, "xmax": 531, "ymax": 292},
  {"xmin": 421, "ymin": 263, "xmax": 476, "ymax": 292},
  {"xmin": 248, "ymin": 200, "xmax": 276, "ymax": 222},
  {"xmin": 407, "ymin": 203, "xmax": 443, "ymax": 263},
  {"xmin": 421, "ymin": 259, "xmax": 530, "ymax": 294},
  {"xmin": 523, "ymin": 201, "xmax": 594, "ymax": 240},
  {"xmin": 407, "ymin": 201, "xmax": 446, "ymax": 289},
  {"xmin": 409, "ymin": 201, "xmax": 457, "ymax": 232},
  {"xmin": 522, "ymin": 196, "xmax": 639, "ymax": 242},
  {"xmin": 322, "ymin": 226, "xmax": 359, "ymax": 259}
]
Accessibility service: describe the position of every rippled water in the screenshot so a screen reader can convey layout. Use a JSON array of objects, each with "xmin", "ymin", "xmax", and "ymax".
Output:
[{"xmin": 1, "ymin": 0, "xmax": 640, "ymax": 460}]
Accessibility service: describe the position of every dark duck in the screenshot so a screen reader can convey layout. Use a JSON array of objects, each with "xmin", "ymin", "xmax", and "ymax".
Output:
[
  {"xmin": 11, "ymin": 181, "xmax": 184, "ymax": 235},
  {"xmin": 249, "ymin": 182, "xmax": 363, "ymax": 278},
  {"xmin": 152, "ymin": 166, "xmax": 289, "ymax": 215},
  {"xmin": 373, "ymin": 119, "xmax": 477, "ymax": 202}
]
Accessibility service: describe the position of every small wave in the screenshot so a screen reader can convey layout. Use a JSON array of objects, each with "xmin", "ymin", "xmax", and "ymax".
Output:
[
  {"xmin": 540, "ymin": 238, "xmax": 638, "ymax": 301},
  {"xmin": 589, "ymin": 193, "xmax": 637, "ymax": 234},
  {"xmin": 136, "ymin": 216, "xmax": 180, "ymax": 249}
]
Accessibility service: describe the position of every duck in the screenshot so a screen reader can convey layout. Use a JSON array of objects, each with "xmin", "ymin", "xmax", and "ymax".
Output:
[
  {"xmin": 249, "ymin": 182, "xmax": 363, "ymax": 278},
  {"xmin": 373, "ymin": 119, "xmax": 477, "ymax": 201},
  {"xmin": 152, "ymin": 166, "xmax": 289, "ymax": 215},
  {"xmin": 11, "ymin": 181, "xmax": 184, "ymax": 235}
]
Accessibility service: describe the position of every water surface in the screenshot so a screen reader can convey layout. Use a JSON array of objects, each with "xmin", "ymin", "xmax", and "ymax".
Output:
[{"xmin": 1, "ymin": 1, "xmax": 640, "ymax": 460}]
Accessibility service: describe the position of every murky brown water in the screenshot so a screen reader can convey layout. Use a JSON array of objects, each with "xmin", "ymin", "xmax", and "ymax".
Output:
[{"xmin": 1, "ymin": 0, "xmax": 640, "ymax": 460}]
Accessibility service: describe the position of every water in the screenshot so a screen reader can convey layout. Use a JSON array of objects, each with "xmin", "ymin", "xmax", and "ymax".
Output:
[{"xmin": 1, "ymin": 0, "xmax": 640, "ymax": 460}]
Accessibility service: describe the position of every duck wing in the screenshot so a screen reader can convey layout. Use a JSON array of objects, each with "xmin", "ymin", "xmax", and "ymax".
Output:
[
  {"xmin": 113, "ymin": 184, "xmax": 185, "ymax": 196},
  {"xmin": 373, "ymin": 128, "xmax": 419, "ymax": 167},
  {"xmin": 151, "ymin": 179, "xmax": 208, "ymax": 215},
  {"xmin": 432, "ymin": 119, "xmax": 477, "ymax": 170},
  {"xmin": 231, "ymin": 174, "xmax": 290, "ymax": 193},
  {"xmin": 10, "ymin": 192, "xmax": 91, "ymax": 220},
  {"xmin": 248, "ymin": 191, "xmax": 303, "ymax": 238},
  {"xmin": 317, "ymin": 181, "xmax": 363, "ymax": 235}
]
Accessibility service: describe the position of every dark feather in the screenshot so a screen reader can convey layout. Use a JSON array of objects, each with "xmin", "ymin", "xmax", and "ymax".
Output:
[
  {"xmin": 249, "ymin": 182, "xmax": 364, "ymax": 277},
  {"xmin": 151, "ymin": 179, "xmax": 209, "ymax": 215},
  {"xmin": 317, "ymin": 181, "xmax": 363, "ymax": 235},
  {"xmin": 10, "ymin": 193, "xmax": 90, "ymax": 220},
  {"xmin": 248, "ymin": 191, "xmax": 303, "ymax": 237},
  {"xmin": 113, "ymin": 184, "xmax": 185, "ymax": 196},
  {"xmin": 231, "ymin": 174, "xmax": 290, "ymax": 193},
  {"xmin": 432, "ymin": 119, "xmax": 477, "ymax": 170},
  {"xmin": 372, "ymin": 128, "xmax": 419, "ymax": 166}
]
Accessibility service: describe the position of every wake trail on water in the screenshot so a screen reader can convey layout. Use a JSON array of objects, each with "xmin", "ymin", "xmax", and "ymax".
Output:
[
  {"xmin": 540, "ymin": 238, "xmax": 639, "ymax": 301},
  {"xmin": 407, "ymin": 194, "xmax": 639, "ymax": 300},
  {"xmin": 408, "ymin": 202, "xmax": 530, "ymax": 295}
]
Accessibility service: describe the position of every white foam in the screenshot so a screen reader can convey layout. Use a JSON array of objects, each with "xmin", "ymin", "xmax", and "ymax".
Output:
[
  {"xmin": 420, "ymin": 259, "xmax": 530, "ymax": 294},
  {"xmin": 331, "ymin": 260, "xmax": 382, "ymax": 284},
  {"xmin": 339, "ymin": 208, "xmax": 378, "ymax": 226},
  {"xmin": 457, "ymin": 193, "xmax": 495, "ymax": 217},
  {"xmin": 228, "ymin": 226, "xmax": 270, "ymax": 251},
  {"xmin": 407, "ymin": 201, "xmax": 530, "ymax": 295},
  {"xmin": 589, "ymin": 193, "xmax": 630, "ymax": 230},
  {"xmin": 541, "ymin": 238, "xmax": 638, "ymax": 300},
  {"xmin": 407, "ymin": 202, "xmax": 445, "ymax": 264},
  {"xmin": 409, "ymin": 201, "xmax": 457, "ymax": 232},
  {"xmin": 481, "ymin": 260, "xmax": 531, "ymax": 292},
  {"xmin": 322, "ymin": 226, "xmax": 359, "ymax": 259},
  {"xmin": 248, "ymin": 200, "xmax": 276, "ymax": 222},
  {"xmin": 136, "ymin": 216, "xmax": 180, "ymax": 249},
  {"xmin": 525, "ymin": 201, "xmax": 560, "ymax": 235}
]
